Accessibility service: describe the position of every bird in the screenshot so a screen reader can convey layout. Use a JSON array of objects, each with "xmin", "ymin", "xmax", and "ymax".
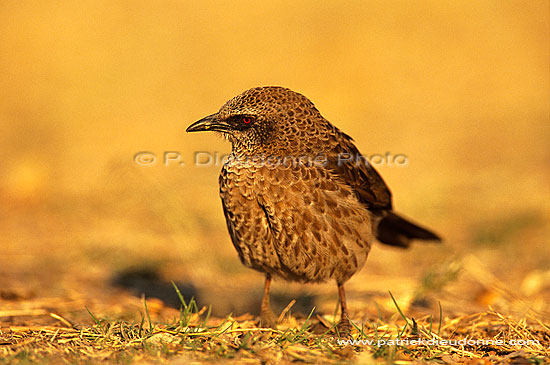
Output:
[{"xmin": 186, "ymin": 86, "xmax": 441, "ymax": 334}]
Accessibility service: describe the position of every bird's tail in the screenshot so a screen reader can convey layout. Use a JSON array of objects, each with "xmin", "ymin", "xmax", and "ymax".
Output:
[{"xmin": 376, "ymin": 211, "xmax": 441, "ymax": 248}]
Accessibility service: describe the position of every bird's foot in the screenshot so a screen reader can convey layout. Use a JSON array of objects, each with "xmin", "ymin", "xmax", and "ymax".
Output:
[
  {"xmin": 335, "ymin": 317, "xmax": 352, "ymax": 339},
  {"xmin": 260, "ymin": 307, "xmax": 278, "ymax": 328}
]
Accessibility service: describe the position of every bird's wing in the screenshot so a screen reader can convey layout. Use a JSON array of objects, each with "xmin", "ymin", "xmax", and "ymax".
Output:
[
  {"xmin": 254, "ymin": 163, "xmax": 373, "ymax": 283},
  {"xmin": 327, "ymin": 130, "xmax": 441, "ymax": 247},
  {"xmin": 326, "ymin": 131, "xmax": 393, "ymax": 211}
]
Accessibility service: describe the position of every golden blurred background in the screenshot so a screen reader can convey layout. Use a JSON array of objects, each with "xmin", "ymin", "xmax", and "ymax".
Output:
[{"xmin": 1, "ymin": 1, "xmax": 548, "ymax": 317}]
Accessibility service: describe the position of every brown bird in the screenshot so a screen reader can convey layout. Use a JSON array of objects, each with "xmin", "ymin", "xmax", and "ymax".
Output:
[{"xmin": 186, "ymin": 86, "xmax": 440, "ymax": 333}]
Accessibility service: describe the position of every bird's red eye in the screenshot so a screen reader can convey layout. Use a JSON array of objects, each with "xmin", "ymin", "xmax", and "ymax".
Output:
[{"xmin": 243, "ymin": 117, "xmax": 252, "ymax": 124}]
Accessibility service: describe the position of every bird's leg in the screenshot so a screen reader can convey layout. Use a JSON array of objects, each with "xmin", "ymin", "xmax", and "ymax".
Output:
[
  {"xmin": 336, "ymin": 283, "xmax": 352, "ymax": 337},
  {"xmin": 260, "ymin": 273, "xmax": 277, "ymax": 328}
]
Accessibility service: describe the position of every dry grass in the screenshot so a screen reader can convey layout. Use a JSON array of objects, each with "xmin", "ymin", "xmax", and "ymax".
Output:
[{"xmin": 1, "ymin": 289, "xmax": 548, "ymax": 364}]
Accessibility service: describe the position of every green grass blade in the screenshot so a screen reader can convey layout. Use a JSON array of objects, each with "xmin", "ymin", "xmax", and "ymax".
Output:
[
  {"xmin": 172, "ymin": 281, "xmax": 188, "ymax": 310},
  {"xmin": 85, "ymin": 306, "xmax": 101, "ymax": 328},
  {"xmin": 388, "ymin": 291, "xmax": 411, "ymax": 327},
  {"xmin": 143, "ymin": 295, "xmax": 153, "ymax": 333}
]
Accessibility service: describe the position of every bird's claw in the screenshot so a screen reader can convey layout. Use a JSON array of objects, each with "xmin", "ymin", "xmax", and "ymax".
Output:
[
  {"xmin": 260, "ymin": 307, "xmax": 278, "ymax": 328},
  {"xmin": 335, "ymin": 317, "xmax": 352, "ymax": 339}
]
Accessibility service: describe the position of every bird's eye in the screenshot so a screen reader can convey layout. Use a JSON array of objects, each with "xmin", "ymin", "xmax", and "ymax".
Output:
[{"xmin": 243, "ymin": 117, "xmax": 253, "ymax": 124}]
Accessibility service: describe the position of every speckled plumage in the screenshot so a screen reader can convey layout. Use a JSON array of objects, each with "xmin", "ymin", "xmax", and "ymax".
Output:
[
  {"xmin": 187, "ymin": 86, "xmax": 440, "ymax": 330},
  {"xmin": 219, "ymin": 158, "xmax": 371, "ymax": 284}
]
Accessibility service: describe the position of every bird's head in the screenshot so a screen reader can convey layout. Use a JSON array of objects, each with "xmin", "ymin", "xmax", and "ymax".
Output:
[{"xmin": 187, "ymin": 86, "xmax": 331, "ymax": 156}]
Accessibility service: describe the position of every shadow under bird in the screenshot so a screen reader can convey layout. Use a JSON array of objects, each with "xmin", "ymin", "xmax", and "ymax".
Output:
[{"xmin": 186, "ymin": 86, "xmax": 441, "ymax": 334}]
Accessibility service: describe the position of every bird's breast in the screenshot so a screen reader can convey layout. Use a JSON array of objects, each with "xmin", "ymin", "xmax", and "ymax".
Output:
[
  {"xmin": 219, "ymin": 157, "xmax": 298, "ymax": 202},
  {"xmin": 218, "ymin": 155, "xmax": 375, "ymax": 284}
]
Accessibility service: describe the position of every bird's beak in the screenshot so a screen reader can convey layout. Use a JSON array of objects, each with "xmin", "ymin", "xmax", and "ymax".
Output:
[{"xmin": 186, "ymin": 113, "xmax": 231, "ymax": 133}]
